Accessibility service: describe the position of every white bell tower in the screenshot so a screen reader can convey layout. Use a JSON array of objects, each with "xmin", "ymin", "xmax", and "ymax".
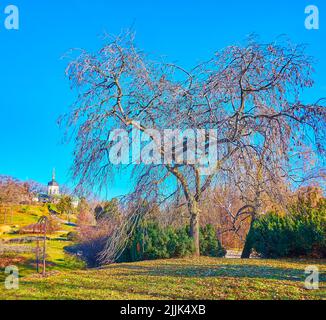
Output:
[{"xmin": 47, "ymin": 169, "xmax": 60, "ymax": 196}]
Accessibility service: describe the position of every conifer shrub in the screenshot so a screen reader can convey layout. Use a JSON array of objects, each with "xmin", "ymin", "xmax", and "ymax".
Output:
[
  {"xmin": 250, "ymin": 200, "xmax": 326, "ymax": 258},
  {"xmin": 119, "ymin": 221, "xmax": 226, "ymax": 262}
]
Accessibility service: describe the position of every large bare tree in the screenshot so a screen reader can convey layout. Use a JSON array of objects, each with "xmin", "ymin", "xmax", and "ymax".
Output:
[{"xmin": 63, "ymin": 32, "xmax": 325, "ymax": 261}]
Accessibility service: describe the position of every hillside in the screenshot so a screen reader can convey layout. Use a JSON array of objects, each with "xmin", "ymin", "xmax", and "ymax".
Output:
[
  {"xmin": 0, "ymin": 205, "xmax": 325, "ymax": 300},
  {"xmin": 0, "ymin": 204, "xmax": 82, "ymax": 278},
  {"xmin": 1, "ymin": 257, "xmax": 325, "ymax": 300}
]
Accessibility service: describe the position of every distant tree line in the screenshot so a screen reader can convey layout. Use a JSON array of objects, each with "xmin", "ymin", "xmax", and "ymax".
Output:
[{"xmin": 0, "ymin": 175, "xmax": 45, "ymax": 205}]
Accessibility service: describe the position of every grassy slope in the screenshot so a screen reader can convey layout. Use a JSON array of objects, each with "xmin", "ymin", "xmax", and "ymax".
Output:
[
  {"xmin": 0, "ymin": 205, "xmax": 48, "ymax": 227},
  {"xmin": 1, "ymin": 257, "xmax": 325, "ymax": 300},
  {"xmin": 1, "ymin": 205, "xmax": 325, "ymax": 300},
  {"xmin": 0, "ymin": 205, "xmax": 82, "ymax": 278}
]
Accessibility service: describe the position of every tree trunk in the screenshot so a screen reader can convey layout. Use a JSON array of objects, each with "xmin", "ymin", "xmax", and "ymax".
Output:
[
  {"xmin": 241, "ymin": 217, "xmax": 255, "ymax": 259},
  {"xmin": 189, "ymin": 200, "xmax": 200, "ymax": 256}
]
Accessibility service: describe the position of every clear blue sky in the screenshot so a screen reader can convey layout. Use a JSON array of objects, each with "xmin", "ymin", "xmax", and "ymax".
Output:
[{"xmin": 0, "ymin": 0, "xmax": 325, "ymax": 198}]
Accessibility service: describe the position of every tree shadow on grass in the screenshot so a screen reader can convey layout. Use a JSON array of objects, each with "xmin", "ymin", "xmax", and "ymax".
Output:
[
  {"xmin": 107, "ymin": 263, "xmax": 325, "ymax": 283},
  {"xmin": 24, "ymin": 282, "xmax": 187, "ymax": 300}
]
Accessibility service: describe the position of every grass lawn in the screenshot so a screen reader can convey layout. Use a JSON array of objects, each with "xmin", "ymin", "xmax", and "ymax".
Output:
[
  {"xmin": 0, "ymin": 205, "xmax": 48, "ymax": 227},
  {"xmin": 0, "ymin": 257, "xmax": 325, "ymax": 300},
  {"xmin": 0, "ymin": 204, "xmax": 83, "ymax": 282},
  {"xmin": 1, "ymin": 205, "xmax": 325, "ymax": 300}
]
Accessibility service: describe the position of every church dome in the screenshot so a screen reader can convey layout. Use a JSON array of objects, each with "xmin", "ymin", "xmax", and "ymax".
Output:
[
  {"xmin": 48, "ymin": 169, "xmax": 60, "ymax": 188},
  {"xmin": 48, "ymin": 180, "xmax": 59, "ymax": 187}
]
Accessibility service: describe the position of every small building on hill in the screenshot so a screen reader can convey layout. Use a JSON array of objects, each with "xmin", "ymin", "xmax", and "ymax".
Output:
[{"xmin": 48, "ymin": 169, "xmax": 60, "ymax": 196}]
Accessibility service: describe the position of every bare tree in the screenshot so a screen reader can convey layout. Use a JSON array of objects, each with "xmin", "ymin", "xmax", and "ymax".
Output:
[
  {"xmin": 63, "ymin": 32, "xmax": 325, "ymax": 261},
  {"xmin": 0, "ymin": 175, "xmax": 32, "ymax": 204},
  {"xmin": 27, "ymin": 180, "xmax": 47, "ymax": 196}
]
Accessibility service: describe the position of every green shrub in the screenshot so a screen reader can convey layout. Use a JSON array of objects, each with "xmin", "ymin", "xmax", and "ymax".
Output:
[
  {"xmin": 250, "ymin": 200, "xmax": 326, "ymax": 258},
  {"xmin": 121, "ymin": 221, "xmax": 193, "ymax": 262},
  {"xmin": 119, "ymin": 221, "xmax": 225, "ymax": 262},
  {"xmin": 200, "ymin": 224, "xmax": 227, "ymax": 257},
  {"xmin": 129, "ymin": 221, "xmax": 171, "ymax": 261},
  {"xmin": 73, "ymin": 220, "xmax": 226, "ymax": 266},
  {"xmin": 167, "ymin": 226, "xmax": 195, "ymax": 258}
]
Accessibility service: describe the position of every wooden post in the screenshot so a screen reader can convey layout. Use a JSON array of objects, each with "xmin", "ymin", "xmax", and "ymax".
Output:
[
  {"xmin": 42, "ymin": 222, "xmax": 47, "ymax": 277},
  {"xmin": 36, "ymin": 238, "xmax": 40, "ymax": 273},
  {"xmin": 36, "ymin": 216, "xmax": 48, "ymax": 277}
]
